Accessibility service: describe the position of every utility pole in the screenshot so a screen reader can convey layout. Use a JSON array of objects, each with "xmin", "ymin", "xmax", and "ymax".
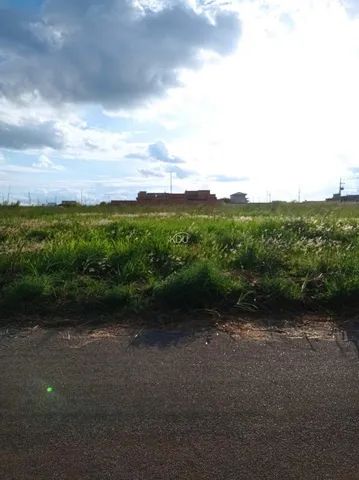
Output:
[
  {"xmin": 298, "ymin": 187, "xmax": 301, "ymax": 203},
  {"xmin": 170, "ymin": 172, "xmax": 173, "ymax": 194},
  {"xmin": 339, "ymin": 178, "xmax": 344, "ymax": 196},
  {"xmin": 28, "ymin": 192, "xmax": 32, "ymax": 206}
]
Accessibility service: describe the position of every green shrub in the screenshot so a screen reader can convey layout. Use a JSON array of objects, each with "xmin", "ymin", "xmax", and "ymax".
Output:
[
  {"xmin": 232, "ymin": 243, "xmax": 286, "ymax": 274},
  {"xmin": 1, "ymin": 276, "xmax": 49, "ymax": 309},
  {"xmin": 25, "ymin": 229, "xmax": 53, "ymax": 242},
  {"xmin": 258, "ymin": 276, "xmax": 303, "ymax": 306},
  {"xmin": 153, "ymin": 261, "xmax": 241, "ymax": 308},
  {"xmin": 320, "ymin": 275, "xmax": 359, "ymax": 306},
  {"xmin": 102, "ymin": 285, "xmax": 133, "ymax": 309}
]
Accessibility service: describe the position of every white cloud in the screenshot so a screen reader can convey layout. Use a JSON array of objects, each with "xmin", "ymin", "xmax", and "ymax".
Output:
[
  {"xmin": 138, "ymin": 168, "xmax": 165, "ymax": 178},
  {"xmin": 32, "ymin": 154, "xmax": 64, "ymax": 171},
  {"xmin": 0, "ymin": 96, "xmax": 135, "ymax": 160}
]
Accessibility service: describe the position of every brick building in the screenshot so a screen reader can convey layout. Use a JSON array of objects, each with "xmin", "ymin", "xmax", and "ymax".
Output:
[
  {"xmin": 136, "ymin": 190, "xmax": 218, "ymax": 205},
  {"xmin": 109, "ymin": 190, "xmax": 219, "ymax": 206}
]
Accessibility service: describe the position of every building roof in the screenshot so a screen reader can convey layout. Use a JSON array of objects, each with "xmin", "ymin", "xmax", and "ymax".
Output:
[{"xmin": 231, "ymin": 192, "xmax": 247, "ymax": 196}]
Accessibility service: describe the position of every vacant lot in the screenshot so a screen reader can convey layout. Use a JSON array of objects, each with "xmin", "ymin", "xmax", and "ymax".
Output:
[{"xmin": 1, "ymin": 202, "xmax": 359, "ymax": 317}]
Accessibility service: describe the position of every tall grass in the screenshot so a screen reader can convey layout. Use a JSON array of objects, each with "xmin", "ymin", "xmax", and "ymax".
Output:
[{"xmin": 1, "ymin": 203, "xmax": 359, "ymax": 316}]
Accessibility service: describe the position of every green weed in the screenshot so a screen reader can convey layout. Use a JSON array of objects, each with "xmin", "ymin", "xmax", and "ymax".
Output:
[{"xmin": 1, "ymin": 203, "xmax": 359, "ymax": 316}]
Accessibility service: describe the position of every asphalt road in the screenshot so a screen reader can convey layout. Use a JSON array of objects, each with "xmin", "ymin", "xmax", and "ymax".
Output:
[{"xmin": 0, "ymin": 323, "xmax": 358, "ymax": 480}]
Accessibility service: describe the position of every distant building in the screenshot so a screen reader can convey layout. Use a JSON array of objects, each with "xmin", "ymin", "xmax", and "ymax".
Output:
[
  {"xmin": 137, "ymin": 190, "xmax": 218, "ymax": 205},
  {"xmin": 325, "ymin": 178, "xmax": 356, "ymax": 202},
  {"xmin": 110, "ymin": 200, "xmax": 137, "ymax": 206},
  {"xmin": 60, "ymin": 200, "xmax": 79, "ymax": 207},
  {"xmin": 109, "ymin": 190, "xmax": 219, "ymax": 206},
  {"xmin": 326, "ymin": 193, "xmax": 341, "ymax": 201},
  {"xmin": 230, "ymin": 192, "xmax": 248, "ymax": 204},
  {"xmin": 326, "ymin": 193, "xmax": 359, "ymax": 202}
]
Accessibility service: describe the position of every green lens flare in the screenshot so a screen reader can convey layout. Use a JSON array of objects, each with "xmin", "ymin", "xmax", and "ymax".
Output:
[{"xmin": 46, "ymin": 386, "xmax": 54, "ymax": 393}]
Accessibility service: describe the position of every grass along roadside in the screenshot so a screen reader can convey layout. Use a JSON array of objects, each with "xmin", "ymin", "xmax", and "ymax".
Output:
[{"xmin": 1, "ymin": 204, "xmax": 359, "ymax": 317}]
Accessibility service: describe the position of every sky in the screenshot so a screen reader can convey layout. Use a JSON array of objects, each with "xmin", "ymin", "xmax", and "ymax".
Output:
[{"xmin": 1, "ymin": 0, "xmax": 359, "ymax": 203}]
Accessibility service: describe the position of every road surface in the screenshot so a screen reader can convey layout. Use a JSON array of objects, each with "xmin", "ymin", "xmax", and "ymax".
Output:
[{"xmin": 0, "ymin": 322, "xmax": 358, "ymax": 479}]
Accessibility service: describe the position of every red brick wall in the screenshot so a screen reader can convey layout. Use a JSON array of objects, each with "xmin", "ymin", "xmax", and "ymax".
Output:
[{"xmin": 111, "ymin": 191, "xmax": 219, "ymax": 206}]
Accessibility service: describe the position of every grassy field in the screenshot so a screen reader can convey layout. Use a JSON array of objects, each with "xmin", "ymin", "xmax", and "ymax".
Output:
[{"xmin": 1, "ymin": 201, "xmax": 359, "ymax": 318}]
